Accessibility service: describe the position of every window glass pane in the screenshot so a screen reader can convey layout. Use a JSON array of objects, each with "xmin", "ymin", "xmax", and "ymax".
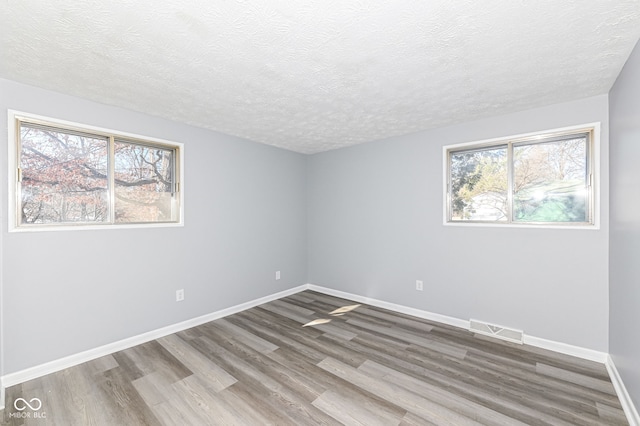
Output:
[
  {"xmin": 513, "ymin": 136, "xmax": 588, "ymax": 223},
  {"xmin": 20, "ymin": 125, "xmax": 109, "ymax": 224},
  {"xmin": 450, "ymin": 146, "xmax": 508, "ymax": 221},
  {"xmin": 114, "ymin": 141, "xmax": 175, "ymax": 223}
]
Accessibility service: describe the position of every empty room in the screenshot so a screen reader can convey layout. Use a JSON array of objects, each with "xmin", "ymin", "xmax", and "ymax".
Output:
[{"xmin": 1, "ymin": 1, "xmax": 640, "ymax": 425}]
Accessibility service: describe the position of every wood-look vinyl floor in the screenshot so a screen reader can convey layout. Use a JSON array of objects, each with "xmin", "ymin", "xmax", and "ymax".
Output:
[{"xmin": 1, "ymin": 290, "xmax": 628, "ymax": 425}]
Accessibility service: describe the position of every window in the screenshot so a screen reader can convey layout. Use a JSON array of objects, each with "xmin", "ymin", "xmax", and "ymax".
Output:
[
  {"xmin": 445, "ymin": 125, "xmax": 596, "ymax": 227},
  {"xmin": 9, "ymin": 112, "xmax": 183, "ymax": 231}
]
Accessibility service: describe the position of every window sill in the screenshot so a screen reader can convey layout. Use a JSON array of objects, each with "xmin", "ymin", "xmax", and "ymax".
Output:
[
  {"xmin": 9, "ymin": 221, "xmax": 184, "ymax": 233},
  {"xmin": 443, "ymin": 221, "xmax": 599, "ymax": 230}
]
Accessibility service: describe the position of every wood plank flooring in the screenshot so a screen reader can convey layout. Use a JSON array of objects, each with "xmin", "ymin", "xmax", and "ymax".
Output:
[{"xmin": 1, "ymin": 290, "xmax": 629, "ymax": 425}]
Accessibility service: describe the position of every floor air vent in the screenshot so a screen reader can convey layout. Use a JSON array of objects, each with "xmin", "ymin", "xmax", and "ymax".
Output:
[{"xmin": 469, "ymin": 319, "xmax": 524, "ymax": 344}]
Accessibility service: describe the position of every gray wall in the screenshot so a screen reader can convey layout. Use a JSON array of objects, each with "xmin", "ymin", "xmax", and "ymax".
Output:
[
  {"xmin": 308, "ymin": 95, "xmax": 610, "ymax": 351},
  {"xmin": 0, "ymin": 76, "xmax": 618, "ymax": 378},
  {"xmin": 0, "ymin": 78, "xmax": 308, "ymax": 374},
  {"xmin": 609, "ymin": 39, "xmax": 640, "ymax": 410}
]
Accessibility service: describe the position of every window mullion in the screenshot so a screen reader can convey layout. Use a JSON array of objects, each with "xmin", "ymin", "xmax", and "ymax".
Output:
[
  {"xmin": 446, "ymin": 151, "xmax": 452, "ymax": 222},
  {"xmin": 587, "ymin": 132, "xmax": 593, "ymax": 224},
  {"xmin": 15, "ymin": 119, "xmax": 23, "ymax": 228},
  {"xmin": 507, "ymin": 142, "xmax": 514, "ymax": 223},
  {"xmin": 108, "ymin": 136, "xmax": 116, "ymax": 224}
]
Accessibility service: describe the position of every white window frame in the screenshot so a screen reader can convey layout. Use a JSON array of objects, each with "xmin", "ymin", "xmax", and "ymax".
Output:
[
  {"xmin": 8, "ymin": 110, "xmax": 185, "ymax": 232},
  {"xmin": 443, "ymin": 123, "xmax": 600, "ymax": 230}
]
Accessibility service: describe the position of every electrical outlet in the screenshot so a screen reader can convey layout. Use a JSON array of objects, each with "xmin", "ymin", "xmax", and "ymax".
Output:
[
  {"xmin": 176, "ymin": 289, "xmax": 184, "ymax": 301},
  {"xmin": 416, "ymin": 280, "xmax": 424, "ymax": 291},
  {"xmin": 275, "ymin": 270, "xmax": 281, "ymax": 280}
]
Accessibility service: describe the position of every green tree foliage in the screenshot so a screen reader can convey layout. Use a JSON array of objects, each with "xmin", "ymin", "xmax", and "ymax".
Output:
[
  {"xmin": 513, "ymin": 138, "xmax": 587, "ymax": 222},
  {"xmin": 450, "ymin": 147, "xmax": 507, "ymax": 220},
  {"xmin": 450, "ymin": 135, "xmax": 588, "ymax": 223}
]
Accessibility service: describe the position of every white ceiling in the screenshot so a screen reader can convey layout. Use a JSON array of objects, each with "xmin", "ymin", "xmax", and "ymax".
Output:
[{"xmin": 1, "ymin": 1, "xmax": 639, "ymax": 154}]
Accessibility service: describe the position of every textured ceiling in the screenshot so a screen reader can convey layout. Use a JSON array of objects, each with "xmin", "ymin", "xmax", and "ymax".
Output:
[{"xmin": 1, "ymin": 1, "xmax": 640, "ymax": 154}]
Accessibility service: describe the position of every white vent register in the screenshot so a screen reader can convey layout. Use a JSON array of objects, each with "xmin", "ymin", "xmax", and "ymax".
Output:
[{"xmin": 469, "ymin": 319, "xmax": 524, "ymax": 344}]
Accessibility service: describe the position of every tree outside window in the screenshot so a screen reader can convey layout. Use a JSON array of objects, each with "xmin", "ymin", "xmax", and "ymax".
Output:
[
  {"xmin": 447, "ymin": 129, "xmax": 593, "ymax": 225},
  {"xmin": 17, "ymin": 121, "xmax": 181, "ymax": 228}
]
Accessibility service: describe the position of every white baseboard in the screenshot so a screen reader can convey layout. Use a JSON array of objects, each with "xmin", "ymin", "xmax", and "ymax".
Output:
[
  {"xmin": 606, "ymin": 355, "xmax": 640, "ymax": 426},
  {"xmin": 1, "ymin": 285, "xmax": 307, "ymax": 388},
  {"xmin": 307, "ymin": 284, "xmax": 609, "ymax": 362},
  {"xmin": 306, "ymin": 284, "xmax": 469, "ymax": 329},
  {"xmin": 308, "ymin": 285, "xmax": 640, "ymax": 422},
  {"xmin": 523, "ymin": 335, "xmax": 608, "ymax": 363},
  {"xmin": 1, "ymin": 282, "xmax": 638, "ymax": 426}
]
